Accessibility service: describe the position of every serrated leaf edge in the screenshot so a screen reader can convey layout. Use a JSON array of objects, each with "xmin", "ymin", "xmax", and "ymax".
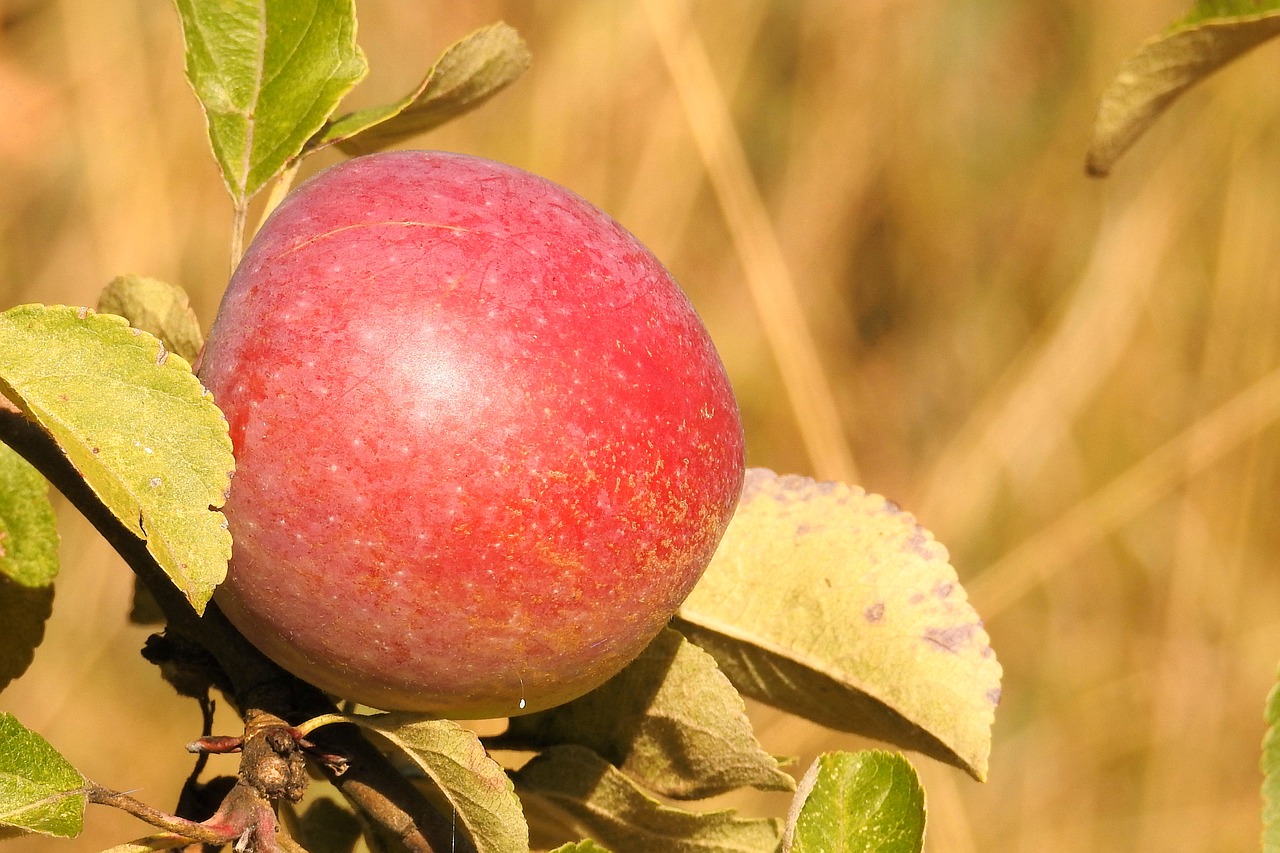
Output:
[{"xmin": 0, "ymin": 306, "xmax": 232, "ymax": 613}]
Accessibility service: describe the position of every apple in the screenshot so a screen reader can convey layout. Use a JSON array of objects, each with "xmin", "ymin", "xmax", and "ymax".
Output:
[{"xmin": 197, "ymin": 150, "xmax": 745, "ymax": 717}]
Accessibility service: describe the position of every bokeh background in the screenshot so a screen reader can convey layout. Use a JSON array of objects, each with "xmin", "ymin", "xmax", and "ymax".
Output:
[{"xmin": 3, "ymin": 0, "xmax": 1280, "ymax": 849}]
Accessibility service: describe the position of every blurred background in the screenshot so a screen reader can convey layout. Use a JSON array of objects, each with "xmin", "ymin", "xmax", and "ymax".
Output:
[{"xmin": 3, "ymin": 0, "xmax": 1280, "ymax": 849}]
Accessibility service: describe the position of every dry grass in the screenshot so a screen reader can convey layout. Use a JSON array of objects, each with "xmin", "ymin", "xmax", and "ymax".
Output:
[{"xmin": 4, "ymin": 0, "xmax": 1280, "ymax": 849}]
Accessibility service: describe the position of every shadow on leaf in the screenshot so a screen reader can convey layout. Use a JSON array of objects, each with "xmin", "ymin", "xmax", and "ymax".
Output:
[{"xmin": 0, "ymin": 575, "xmax": 53, "ymax": 692}]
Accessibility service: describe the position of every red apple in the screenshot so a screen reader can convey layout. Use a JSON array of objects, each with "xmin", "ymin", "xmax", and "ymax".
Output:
[{"xmin": 197, "ymin": 151, "xmax": 744, "ymax": 717}]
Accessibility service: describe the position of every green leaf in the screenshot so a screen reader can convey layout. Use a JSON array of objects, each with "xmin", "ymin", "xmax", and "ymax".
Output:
[
  {"xmin": 515, "ymin": 745, "xmax": 782, "ymax": 853},
  {"xmin": 0, "ymin": 438, "xmax": 57, "ymax": 689},
  {"xmin": 99, "ymin": 836, "xmax": 198, "ymax": 853},
  {"xmin": 549, "ymin": 842, "xmax": 613, "ymax": 853},
  {"xmin": 173, "ymin": 0, "xmax": 368, "ymax": 203},
  {"xmin": 0, "ymin": 443, "xmax": 57, "ymax": 691},
  {"xmin": 336, "ymin": 713, "xmax": 526, "ymax": 853},
  {"xmin": 0, "ymin": 440, "xmax": 58, "ymax": 686},
  {"xmin": 314, "ymin": 21, "xmax": 530, "ymax": 155},
  {"xmin": 97, "ymin": 275, "xmax": 204, "ymax": 363},
  {"xmin": 0, "ymin": 713, "xmax": 86, "ymax": 837},
  {"xmin": 1184, "ymin": 0, "xmax": 1280, "ymax": 26},
  {"xmin": 675, "ymin": 469, "xmax": 1002, "ymax": 781},
  {"xmin": 495, "ymin": 627, "xmax": 794, "ymax": 800},
  {"xmin": 781, "ymin": 752, "xmax": 924, "ymax": 853},
  {"xmin": 0, "ymin": 574, "xmax": 53, "ymax": 694},
  {"xmin": 0, "ymin": 305, "xmax": 234, "ymax": 614},
  {"xmin": 1263, "ymin": 664, "xmax": 1280, "ymax": 851},
  {"xmin": 97, "ymin": 275, "xmax": 207, "ymax": 624},
  {"xmin": 0, "ymin": 441, "xmax": 58, "ymax": 589},
  {"xmin": 1086, "ymin": 2, "xmax": 1280, "ymax": 176}
]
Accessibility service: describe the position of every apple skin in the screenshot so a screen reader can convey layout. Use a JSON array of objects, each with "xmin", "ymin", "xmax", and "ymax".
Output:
[{"xmin": 198, "ymin": 150, "xmax": 745, "ymax": 717}]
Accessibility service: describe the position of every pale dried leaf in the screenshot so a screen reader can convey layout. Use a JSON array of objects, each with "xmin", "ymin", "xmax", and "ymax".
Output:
[
  {"xmin": 338, "ymin": 713, "xmax": 526, "ymax": 853},
  {"xmin": 516, "ymin": 745, "xmax": 782, "ymax": 853},
  {"xmin": 318, "ymin": 22, "xmax": 530, "ymax": 155},
  {"xmin": 496, "ymin": 627, "xmax": 793, "ymax": 800},
  {"xmin": 677, "ymin": 469, "xmax": 1001, "ymax": 780},
  {"xmin": 97, "ymin": 275, "xmax": 203, "ymax": 363},
  {"xmin": 1087, "ymin": 5, "xmax": 1280, "ymax": 176}
]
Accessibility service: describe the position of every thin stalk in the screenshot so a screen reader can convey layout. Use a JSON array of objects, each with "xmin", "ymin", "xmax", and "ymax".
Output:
[
  {"xmin": 230, "ymin": 200, "xmax": 248, "ymax": 273},
  {"xmin": 85, "ymin": 784, "xmax": 233, "ymax": 846}
]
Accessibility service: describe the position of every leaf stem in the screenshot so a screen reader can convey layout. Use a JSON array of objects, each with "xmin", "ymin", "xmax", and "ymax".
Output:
[
  {"xmin": 85, "ymin": 783, "xmax": 233, "ymax": 845},
  {"xmin": 293, "ymin": 712, "xmax": 351, "ymax": 739},
  {"xmin": 230, "ymin": 200, "xmax": 248, "ymax": 273},
  {"xmin": 107, "ymin": 832, "xmax": 203, "ymax": 852},
  {"xmin": 256, "ymin": 161, "xmax": 302, "ymax": 232}
]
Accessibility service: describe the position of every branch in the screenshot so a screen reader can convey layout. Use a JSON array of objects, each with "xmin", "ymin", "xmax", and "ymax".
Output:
[
  {"xmin": 85, "ymin": 784, "xmax": 232, "ymax": 845},
  {"xmin": 0, "ymin": 401, "xmax": 461, "ymax": 853}
]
